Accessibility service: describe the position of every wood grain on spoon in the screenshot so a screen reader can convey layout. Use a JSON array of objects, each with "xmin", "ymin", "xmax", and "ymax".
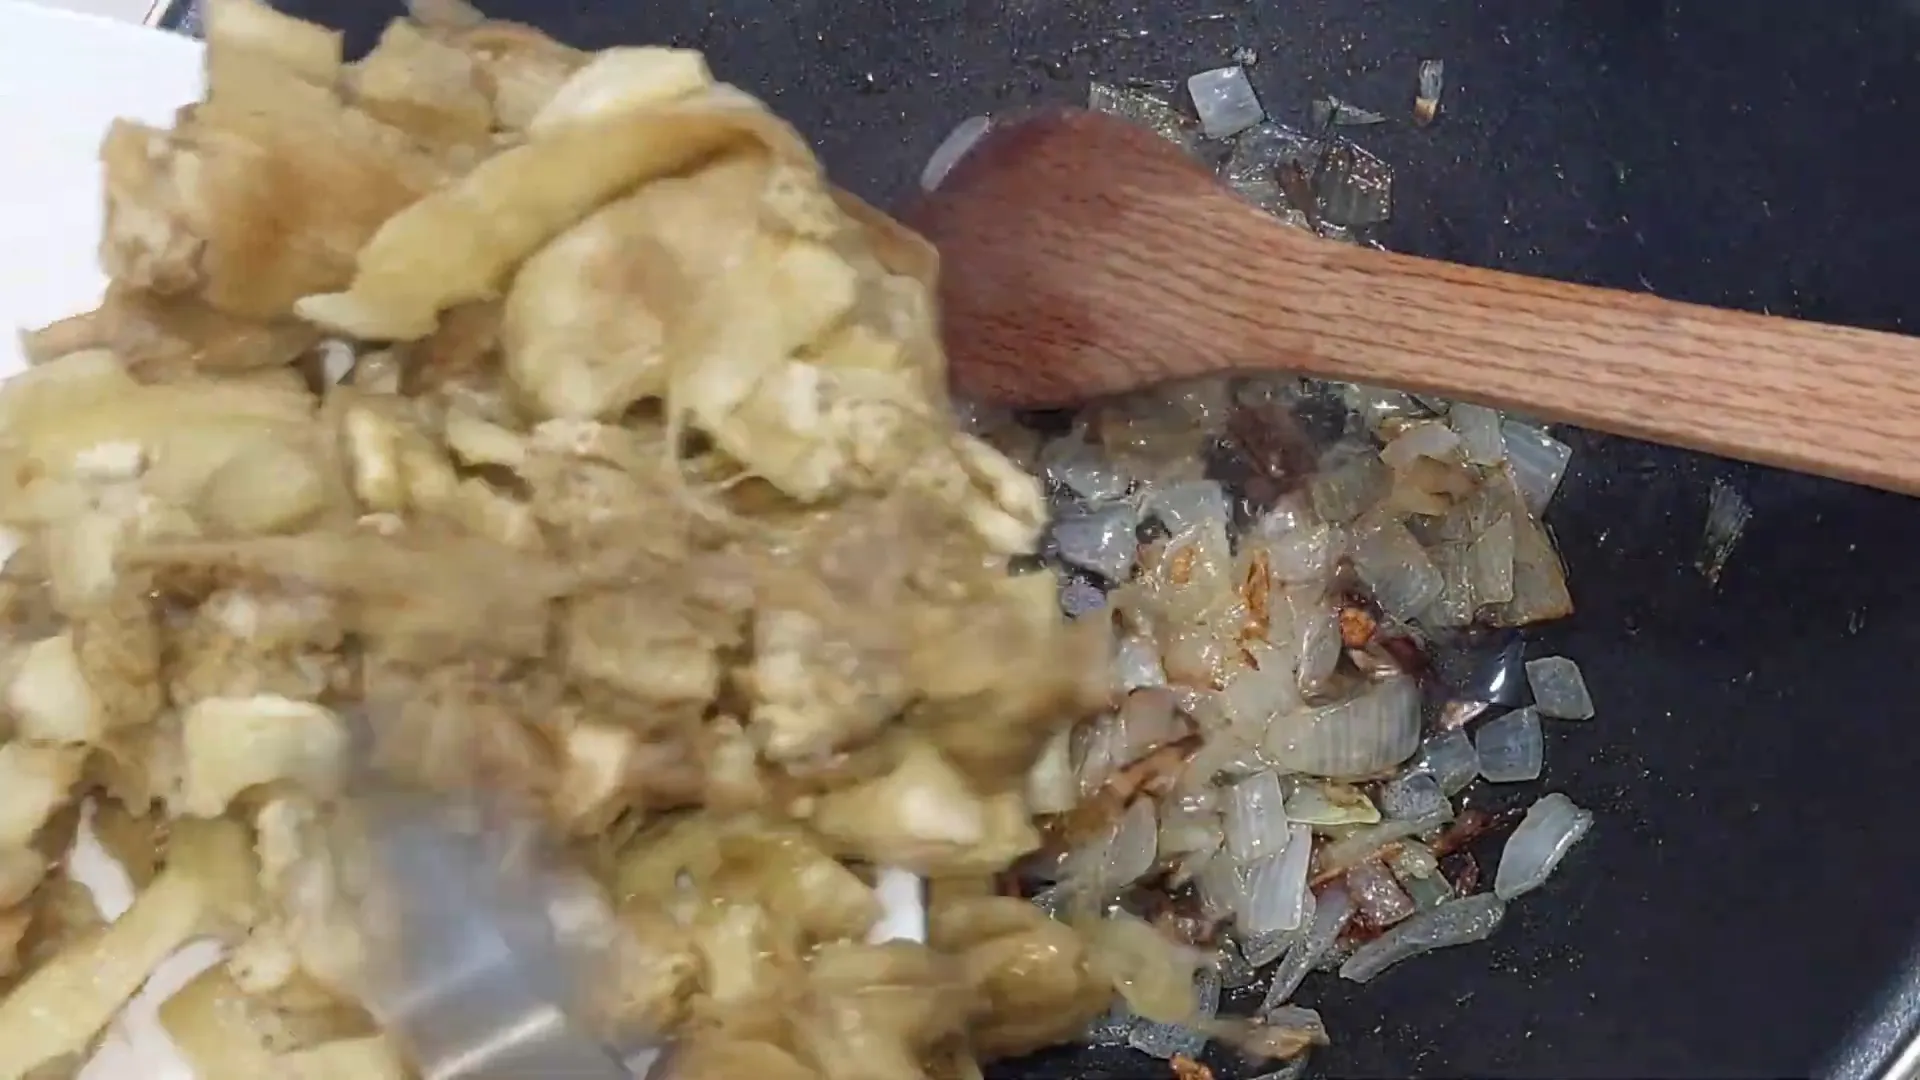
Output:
[{"xmin": 905, "ymin": 107, "xmax": 1920, "ymax": 497}]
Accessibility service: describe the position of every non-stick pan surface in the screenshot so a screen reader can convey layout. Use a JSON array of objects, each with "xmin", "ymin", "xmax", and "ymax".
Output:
[{"xmin": 177, "ymin": 0, "xmax": 1920, "ymax": 1075}]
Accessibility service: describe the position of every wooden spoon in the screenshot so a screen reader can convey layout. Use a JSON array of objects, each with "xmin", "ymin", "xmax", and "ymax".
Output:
[{"xmin": 904, "ymin": 107, "xmax": 1920, "ymax": 497}]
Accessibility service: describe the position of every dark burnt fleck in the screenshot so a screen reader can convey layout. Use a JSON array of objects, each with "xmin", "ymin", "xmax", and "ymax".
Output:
[{"xmin": 1439, "ymin": 851, "xmax": 1481, "ymax": 895}]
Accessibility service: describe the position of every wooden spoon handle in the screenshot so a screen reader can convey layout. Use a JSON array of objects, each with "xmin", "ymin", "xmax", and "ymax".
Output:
[
  {"xmin": 1009, "ymin": 188, "xmax": 1920, "ymax": 493},
  {"xmin": 1185, "ymin": 220, "xmax": 1920, "ymax": 494}
]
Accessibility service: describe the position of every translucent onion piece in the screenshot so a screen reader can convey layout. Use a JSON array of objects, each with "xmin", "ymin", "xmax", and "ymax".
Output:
[
  {"xmin": 1292, "ymin": 604, "xmax": 1343, "ymax": 694},
  {"xmin": 1311, "ymin": 813, "xmax": 1449, "ymax": 882},
  {"xmin": 1148, "ymin": 480, "xmax": 1231, "ymax": 540},
  {"xmin": 1525, "ymin": 656, "xmax": 1595, "ymax": 720},
  {"xmin": 1224, "ymin": 771, "xmax": 1290, "ymax": 863},
  {"xmin": 1344, "ymin": 859, "xmax": 1416, "ymax": 928},
  {"xmin": 1238, "ymin": 824, "xmax": 1312, "ymax": 934},
  {"xmin": 1379, "ymin": 421, "xmax": 1462, "ymax": 469},
  {"xmin": 1261, "ymin": 520, "xmax": 1337, "ymax": 584},
  {"xmin": 1401, "ymin": 872, "xmax": 1454, "ymax": 911},
  {"xmin": 1351, "ymin": 520, "xmax": 1444, "ymax": 620},
  {"xmin": 1041, "ymin": 435, "xmax": 1131, "ymax": 502},
  {"xmin": 1339, "ymin": 893, "xmax": 1505, "ymax": 983},
  {"xmin": 1470, "ymin": 513, "xmax": 1517, "ymax": 606},
  {"xmin": 1263, "ymin": 1005, "xmax": 1328, "ymax": 1044},
  {"xmin": 1389, "ymin": 841, "xmax": 1441, "ymax": 882},
  {"xmin": 1698, "ymin": 477, "xmax": 1752, "ymax": 585},
  {"xmin": 1264, "ymin": 676, "xmax": 1420, "ymax": 779},
  {"xmin": 1281, "ymin": 777, "xmax": 1380, "ymax": 826},
  {"xmin": 1405, "ymin": 729, "xmax": 1480, "ymax": 796},
  {"xmin": 1422, "ymin": 543, "xmax": 1475, "ymax": 628},
  {"xmin": 1198, "ymin": 851, "xmax": 1248, "ymax": 921},
  {"xmin": 1262, "ymin": 884, "xmax": 1350, "ymax": 1009},
  {"xmin": 1378, "ymin": 772, "xmax": 1450, "ymax": 822},
  {"xmin": 1240, "ymin": 889, "xmax": 1309, "ymax": 967},
  {"xmin": 1502, "ymin": 420, "xmax": 1573, "ymax": 516},
  {"xmin": 1474, "ymin": 706, "xmax": 1544, "ymax": 783},
  {"xmin": 1103, "ymin": 797, "xmax": 1160, "ymax": 890},
  {"xmin": 1495, "ymin": 508, "xmax": 1574, "ymax": 626},
  {"xmin": 1158, "ymin": 803, "xmax": 1224, "ymax": 858},
  {"xmin": 1450, "ymin": 404, "xmax": 1506, "ymax": 464},
  {"xmin": 1212, "ymin": 937, "xmax": 1260, "ymax": 989},
  {"xmin": 1494, "ymin": 792, "xmax": 1594, "ymax": 900},
  {"xmin": 920, "ymin": 114, "xmax": 991, "ymax": 192},
  {"xmin": 1114, "ymin": 634, "xmax": 1169, "ymax": 692},
  {"xmin": 1053, "ymin": 503, "xmax": 1140, "ymax": 581},
  {"xmin": 1186, "ymin": 66, "xmax": 1265, "ymax": 139},
  {"xmin": 1309, "ymin": 451, "xmax": 1390, "ymax": 523}
]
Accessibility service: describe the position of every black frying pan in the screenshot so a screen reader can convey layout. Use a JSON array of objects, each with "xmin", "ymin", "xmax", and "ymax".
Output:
[{"xmin": 160, "ymin": 0, "xmax": 1920, "ymax": 1074}]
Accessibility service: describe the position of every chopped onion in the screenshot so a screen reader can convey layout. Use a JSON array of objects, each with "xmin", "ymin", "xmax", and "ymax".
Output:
[
  {"xmin": 1449, "ymin": 404, "xmax": 1507, "ymax": 464},
  {"xmin": 1312, "ymin": 812, "xmax": 1449, "ymax": 882},
  {"xmin": 1379, "ymin": 420, "xmax": 1463, "ymax": 469},
  {"xmin": 1470, "ymin": 513, "xmax": 1516, "ymax": 605},
  {"xmin": 1501, "ymin": 420, "xmax": 1573, "ymax": 515},
  {"xmin": 1264, "ymin": 676, "xmax": 1420, "ymax": 779},
  {"xmin": 1238, "ymin": 824, "xmax": 1312, "ymax": 934},
  {"xmin": 1309, "ymin": 450, "xmax": 1390, "ymax": 523},
  {"xmin": 1225, "ymin": 771, "xmax": 1290, "ymax": 862},
  {"xmin": 1076, "ymin": 689, "xmax": 1183, "ymax": 796},
  {"xmin": 1259, "ymin": 520, "xmax": 1338, "ymax": 584},
  {"xmin": 1042, "ymin": 434, "xmax": 1132, "ymax": 501},
  {"xmin": 920, "ymin": 114, "xmax": 993, "ymax": 190},
  {"xmin": 1053, "ymin": 503, "xmax": 1141, "ymax": 581},
  {"xmin": 1115, "ymin": 635, "xmax": 1169, "ymax": 691},
  {"xmin": 1067, "ymin": 796, "xmax": 1158, "ymax": 894},
  {"xmin": 1496, "ymin": 507, "xmax": 1574, "ymax": 625},
  {"xmin": 1240, "ymin": 890, "xmax": 1311, "ymax": 967},
  {"xmin": 1405, "ymin": 729, "xmax": 1480, "ymax": 796},
  {"xmin": 1421, "ymin": 543, "xmax": 1476, "ymax": 628},
  {"xmin": 1148, "ymin": 480, "xmax": 1231, "ymax": 540},
  {"xmin": 1159, "ymin": 802, "xmax": 1224, "ymax": 857},
  {"xmin": 1339, "ymin": 893, "xmax": 1506, "ymax": 983},
  {"xmin": 1525, "ymin": 656, "xmax": 1594, "ymax": 720},
  {"xmin": 1494, "ymin": 792, "xmax": 1593, "ymax": 900},
  {"xmin": 1474, "ymin": 706, "xmax": 1544, "ymax": 783},
  {"xmin": 1262, "ymin": 1005, "xmax": 1328, "ymax": 1043},
  {"xmin": 1024, "ymin": 727, "xmax": 1078, "ymax": 815},
  {"xmin": 1107, "ymin": 797, "xmax": 1160, "ymax": 887},
  {"xmin": 1211, "ymin": 937, "xmax": 1260, "ymax": 988},
  {"xmin": 1351, "ymin": 518, "xmax": 1444, "ymax": 619},
  {"xmin": 1221, "ymin": 644, "xmax": 1307, "ymax": 729},
  {"xmin": 1262, "ymin": 884, "xmax": 1351, "ymax": 1009},
  {"xmin": 1388, "ymin": 841, "xmax": 1441, "ymax": 881},
  {"xmin": 1378, "ymin": 772, "xmax": 1450, "ymax": 822},
  {"xmin": 1281, "ymin": 778, "xmax": 1380, "ymax": 826},
  {"xmin": 1198, "ymin": 849, "xmax": 1249, "ymax": 920},
  {"xmin": 1344, "ymin": 859, "xmax": 1416, "ymax": 928},
  {"xmin": 1292, "ymin": 603, "xmax": 1343, "ymax": 693}
]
